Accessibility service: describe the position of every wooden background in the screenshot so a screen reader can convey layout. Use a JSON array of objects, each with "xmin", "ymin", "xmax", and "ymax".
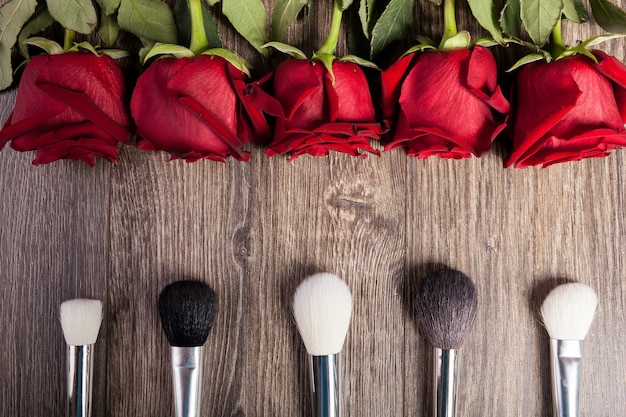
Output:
[{"xmin": 1, "ymin": 0, "xmax": 625, "ymax": 414}]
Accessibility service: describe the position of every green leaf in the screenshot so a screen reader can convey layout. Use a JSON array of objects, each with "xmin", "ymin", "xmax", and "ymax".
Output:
[
  {"xmin": 442, "ymin": 30, "xmax": 471, "ymax": 49},
  {"xmin": 589, "ymin": 0, "xmax": 626, "ymax": 33},
  {"xmin": 467, "ymin": 0, "xmax": 503, "ymax": 42},
  {"xmin": 144, "ymin": 42, "xmax": 194, "ymax": 61},
  {"xmin": 118, "ymin": 0, "xmax": 177, "ymax": 43},
  {"xmin": 202, "ymin": 48, "xmax": 251, "ymax": 75},
  {"xmin": 262, "ymin": 41, "xmax": 307, "ymax": 58},
  {"xmin": 138, "ymin": 38, "xmax": 156, "ymax": 63},
  {"xmin": 507, "ymin": 51, "xmax": 549, "ymax": 71},
  {"xmin": 17, "ymin": 6, "xmax": 54, "ymax": 59},
  {"xmin": 475, "ymin": 37, "xmax": 501, "ymax": 46},
  {"xmin": 581, "ymin": 33, "xmax": 626, "ymax": 48},
  {"xmin": 96, "ymin": 0, "xmax": 121, "ymax": 15},
  {"xmin": 358, "ymin": 0, "xmax": 373, "ymax": 37},
  {"xmin": 0, "ymin": 43, "xmax": 12, "ymax": 90},
  {"xmin": 0, "ymin": 0, "xmax": 38, "ymax": 50},
  {"xmin": 46, "ymin": 0, "xmax": 97, "ymax": 34},
  {"xmin": 174, "ymin": 0, "xmax": 222, "ymax": 49},
  {"xmin": 24, "ymin": 36, "xmax": 64, "ymax": 54},
  {"xmin": 340, "ymin": 54, "xmax": 381, "ymax": 69},
  {"xmin": 99, "ymin": 10, "xmax": 120, "ymax": 47},
  {"xmin": 500, "ymin": 0, "xmax": 521, "ymax": 37},
  {"xmin": 401, "ymin": 43, "xmax": 436, "ymax": 56},
  {"xmin": 370, "ymin": 0, "xmax": 413, "ymax": 57},
  {"xmin": 68, "ymin": 40, "xmax": 100, "ymax": 53},
  {"xmin": 222, "ymin": 0, "xmax": 269, "ymax": 56},
  {"xmin": 271, "ymin": 0, "xmax": 308, "ymax": 41},
  {"xmin": 556, "ymin": 45, "xmax": 597, "ymax": 61},
  {"xmin": 520, "ymin": 0, "xmax": 563, "ymax": 46},
  {"xmin": 101, "ymin": 49, "xmax": 129, "ymax": 59},
  {"xmin": 348, "ymin": 4, "xmax": 370, "ymax": 57},
  {"xmin": 562, "ymin": 0, "xmax": 588, "ymax": 22},
  {"xmin": 337, "ymin": 0, "xmax": 354, "ymax": 11}
]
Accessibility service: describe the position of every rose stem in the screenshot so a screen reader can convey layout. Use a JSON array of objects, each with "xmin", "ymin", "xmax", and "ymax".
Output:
[
  {"xmin": 439, "ymin": 0, "xmax": 458, "ymax": 49},
  {"xmin": 549, "ymin": 17, "xmax": 566, "ymax": 58},
  {"xmin": 188, "ymin": 0, "xmax": 209, "ymax": 55},
  {"xmin": 63, "ymin": 29, "xmax": 76, "ymax": 51},
  {"xmin": 315, "ymin": 0, "xmax": 343, "ymax": 56}
]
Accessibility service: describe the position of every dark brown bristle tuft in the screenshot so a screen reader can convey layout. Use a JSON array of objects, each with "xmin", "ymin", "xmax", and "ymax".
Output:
[
  {"xmin": 414, "ymin": 269, "xmax": 478, "ymax": 349},
  {"xmin": 158, "ymin": 280, "xmax": 219, "ymax": 347}
]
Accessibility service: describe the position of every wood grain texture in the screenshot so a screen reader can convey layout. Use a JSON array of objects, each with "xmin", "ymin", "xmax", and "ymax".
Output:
[{"xmin": 1, "ymin": 0, "xmax": 626, "ymax": 415}]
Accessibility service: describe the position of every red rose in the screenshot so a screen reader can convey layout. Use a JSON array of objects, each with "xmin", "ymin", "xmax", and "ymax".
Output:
[
  {"xmin": 505, "ymin": 51, "xmax": 626, "ymax": 168},
  {"xmin": 266, "ymin": 59, "xmax": 382, "ymax": 160},
  {"xmin": 131, "ymin": 55, "xmax": 278, "ymax": 162},
  {"xmin": 381, "ymin": 46, "xmax": 510, "ymax": 159},
  {"xmin": 0, "ymin": 53, "xmax": 130, "ymax": 165}
]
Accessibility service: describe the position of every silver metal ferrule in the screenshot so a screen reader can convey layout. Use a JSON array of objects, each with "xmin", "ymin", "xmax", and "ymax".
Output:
[
  {"xmin": 171, "ymin": 346, "xmax": 203, "ymax": 417},
  {"xmin": 309, "ymin": 354, "xmax": 341, "ymax": 417},
  {"xmin": 66, "ymin": 344, "xmax": 95, "ymax": 417},
  {"xmin": 550, "ymin": 339, "xmax": 583, "ymax": 417},
  {"xmin": 433, "ymin": 348, "xmax": 458, "ymax": 417}
]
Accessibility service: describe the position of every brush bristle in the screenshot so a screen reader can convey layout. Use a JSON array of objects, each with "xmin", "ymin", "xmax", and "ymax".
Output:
[
  {"xmin": 540, "ymin": 283, "xmax": 598, "ymax": 340},
  {"xmin": 158, "ymin": 280, "xmax": 219, "ymax": 347},
  {"xmin": 292, "ymin": 273, "xmax": 353, "ymax": 356},
  {"xmin": 60, "ymin": 299, "xmax": 103, "ymax": 346},
  {"xmin": 414, "ymin": 269, "xmax": 478, "ymax": 349}
]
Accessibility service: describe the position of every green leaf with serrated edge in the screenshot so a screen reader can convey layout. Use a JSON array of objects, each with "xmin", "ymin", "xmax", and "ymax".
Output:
[
  {"xmin": 520, "ymin": 0, "xmax": 563, "ymax": 46},
  {"xmin": 96, "ymin": 0, "xmax": 120, "ymax": 15},
  {"xmin": 262, "ymin": 41, "xmax": 307, "ymax": 59},
  {"xmin": 0, "ymin": 0, "xmax": 37, "ymax": 50},
  {"xmin": 222, "ymin": 0, "xmax": 268, "ymax": 56},
  {"xmin": 501, "ymin": 0, "xmax": 521, "ymax": 37},
  {"xmin": 467, "ymin": 0, "xmax": 504, "ymax": 42},
  {"xmin": 370, "ymin": 0, "xmax": 413, "ymax": 57},
  {"xmin": 348, "ymin": 5, "xmax": 370, "ymax": 57},
  {"xmin": 143, "ymin": 43, "xmax": 194, "ymax": 62},
  {"xmin": 562, "ymin": 0, "xmax": 587, "ymax": 22},
  {"xmin": 202, "ymin": 48, "xmax": 251, "ymax": 75},
  {"xmin": 340, "ymin": 54, "xmax": 381, "ymax": 69},
  {"xmin": 507, "ymin": 52, "xmax": 549, "ymax": 71},
  {"xmin": 17, "ymin": 6, "xmax": 54, "ymax": 59},
  {"xmin": 99, "ymin": 11, "xmax": 120, "ymax": 47},
  {"xmin": 24, "ymin": 36, "xmax": 64, "ymax": 54},
  {"xmin": 174, "ymin": 0, "xmax": 221, "ymax": 49},
  {"xmin": 442, "ymin": 31, "xmax": 471, "ymax": 50},
  {"xmin": 581, "ymin": 33, "xmax": 626, "ymax": 48},
  {"xmin": 46, "ymin": 0, "xmax": 97, "ymax": 34},
  {"xmin": 358, "ymin": 0, "xmax": 370, "ymax": 37},
  {"xmin": 589, "ymin": 0, "xmax": 626, "ymax": 33},
  {"xmin": 118, "ymin": 0, "xmax": 177, "ymax": 43},
  {"xmin": 271, "ymin": 0, "xmax": 308, "ymax": 41},
  {"xmin": 0, "ymin": 43, "xmax": 12, "ymax": 90}
]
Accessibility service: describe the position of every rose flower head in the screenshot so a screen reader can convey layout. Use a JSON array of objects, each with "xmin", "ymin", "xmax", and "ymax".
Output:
[
  {"xmin": 131, "ymin": 54, "xmax": 279, "ymax": 162},
  {"xmin": 0, "ymin": 53, "xmax": 131, "ymax": 165},
  {"xmin": 266, "ymin": 58, "xmax": 382, "ymax": 160},
  {"xmin": 381, "ymin": 46, "xmax": 510, "ymax": 159},
  {"xmin": 505, "ymin": 51, "xmax": 626, "ymax": 168}
]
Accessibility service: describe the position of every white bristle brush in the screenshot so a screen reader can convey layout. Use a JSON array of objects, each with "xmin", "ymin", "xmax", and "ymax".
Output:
[
  {"xmin": 540, "ymin": 283, "xmax": 598, "ymax": 417},
  {"xmin": 292, "ymin": 272, "xmax": 352, "ymax": 417},
  {"xmin": 60, "ymin": 299, "xmax": 103, "ymax": 417}
]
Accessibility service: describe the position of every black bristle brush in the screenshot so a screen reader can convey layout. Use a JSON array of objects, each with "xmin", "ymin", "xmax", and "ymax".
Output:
[
  {"xmin": 414, "ymin": 269, "xmax": 478, "ymax": 417},
  {"xmin": 158, "ymin": 280, "xmax": 218, "ymax": 417}
]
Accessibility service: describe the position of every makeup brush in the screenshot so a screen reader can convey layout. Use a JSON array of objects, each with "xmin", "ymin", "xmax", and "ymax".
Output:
[
  {"xmin": 292, "ymin": 272, "xmax": 353, "ymax": 417},
  {"xmin": 158, "ymin": 280, "xmax": 218, "ymax": 417},
  {"xmin": 540, "ymin": 283, "xmax": 598, "ymax": 417},
  {"xmin": 414, "ymin": 269, "xmax": 478, "ymax": 417},
  {"xmin": 59, "ymin": 298, "xmax": 103, "ymax": 417}
]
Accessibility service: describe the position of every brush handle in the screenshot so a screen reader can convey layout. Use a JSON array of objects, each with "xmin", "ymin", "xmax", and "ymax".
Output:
[
  {"xmin": 171, "ymin": 346, "xmax": 203, "ymax": 417},
  {"xmin": 433, "ymin": 348, "xmax": 458, "ymax": 417},
  {"xmin": 66, "ymin": 344, "xmax": 94, "ymax": 417},
  {"xmin": 550, "ymin": 339, "xmax": 583, "ymax": 417},
  {"xmin": 309, "ymin": 354, "xmax": 341, "ymax": 417}
]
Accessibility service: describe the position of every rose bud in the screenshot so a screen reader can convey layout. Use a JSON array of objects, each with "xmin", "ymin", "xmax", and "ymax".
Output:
[
  {"xmin": 266, "ymin": 59, "xmax": 382, "ymax": 160},
  {"xmin": 505, "ymin": 51, "xmax": 626, "ymax": 168},
  {"xmin": 0, "ymin": 53, "xmax": 131, "ymax": 165},
  {"xmin": 381, "ymin": 46, "xmax": 510, "ymax": 159},
  {"xmin": 131, "ymin": 55, "xmax": 278, "ymax": 162}
]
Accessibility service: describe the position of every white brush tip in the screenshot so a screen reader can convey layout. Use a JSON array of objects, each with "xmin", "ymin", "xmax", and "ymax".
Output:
[
  {"xmin": 540, "ymin": 283, "xmax": 598, "ymax": 340},
  {"xmin": 292, "ymin": 273, "xmax": 353, "ymax": 356},
  {"xmin": 60, "ymin": 299, "xmax": 103, "ymax": 345}
]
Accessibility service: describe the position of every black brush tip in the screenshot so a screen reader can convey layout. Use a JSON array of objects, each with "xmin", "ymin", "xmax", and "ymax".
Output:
[
  {"xmin": 414, "ymin": 269, "xmax": 478, "ymax": 349},
  {"xmin": 158, "ymin": 280, "xmax": 219, "ymax": 347}
]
